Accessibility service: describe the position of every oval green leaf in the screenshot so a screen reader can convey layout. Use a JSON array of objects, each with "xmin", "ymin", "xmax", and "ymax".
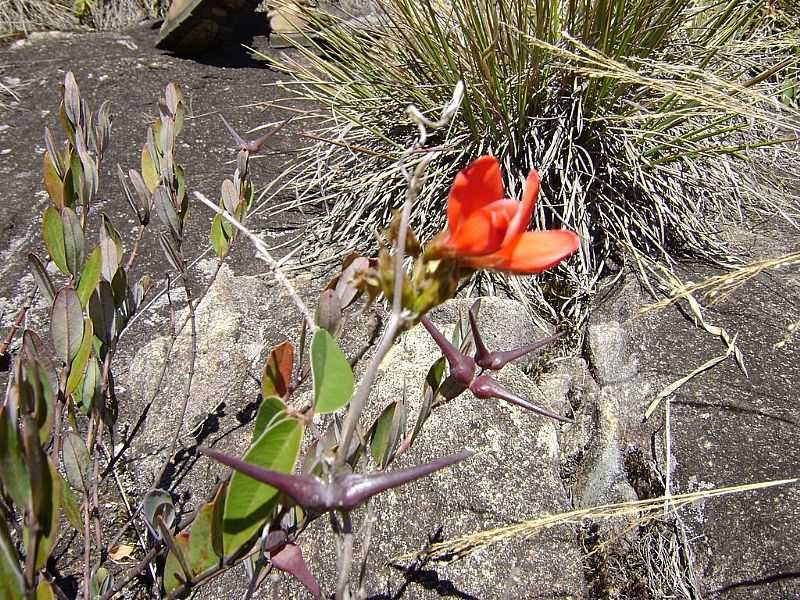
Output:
[
  {"xmin": 42, "ymin": 207, "xmax": 68, "ymax": 275},
  {"xmin": 252, "ymin": 395, "xmax": 286, "ymax": 443},
  {"xmin": 0, "ymin": 405, "xmax": 30, "ymax": 510},
  {"xmin": 222, "ymin": 417, "xmax": 303, "ymax": 557},
  {"xmin": 310, "ymin": 328, "xmax": 353, "ymax": 415},
  {"xmin": 76, "ymin": 247, "xmax": 102, "ymax": 307},
  {"xmin": 66, "ymin": 319, "xmax": 93, "ymax": 395},
  {"xmin": 163, "ymin": 531, "xmax": 191, "ymax": 594},
  {"xmin": 61, "ymin": 207, "xmax": 84, "ymax": 276},
  {"xmin": 62, "ymin": 431, "xmax": 91, "ymax": 492},
  {"xmin": 50, "ymin": 286, "xmax": 84, "ymax": 364}
]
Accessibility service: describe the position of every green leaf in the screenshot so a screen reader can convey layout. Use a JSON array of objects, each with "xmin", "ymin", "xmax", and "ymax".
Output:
[
  {"xmin": 61, "ymin": 207, "xmax": 84, "ymax": 277},
  {"xmin": 187, "ymin": 500, "xmax": 221, "ymax": 575},
  {"xmin": 141, "ymin": 142, "xmax": 159, "ymax": 192},
  {"xmin": 310, "ymin": 328, "xmax": 353, "ymax": 415},
  {"xmin": 70, "ymin": 152, "xmax": 85, "ymax": 207},
  {"xmin": 99, "ymin": 237, "xmax": 119, "ymax": 283},
  {"xmin": 252, "ymin": 395, "xmax": 286, "ymax": 443},
  {"xmin": 62, "ymin": 431, "xmax": 91, "ymax": 492},
  {"xmin": 42, "ymin": 207, "xmax": 68, "ymax": 275},
  {"xmin": 26, "ymin": 359, "xmax": 56, "ymax": 445},
  {"xmin": 76, "ymin": 247, "xmax": 102, "ymax": 307},
  {"xmin": 35, "ymin": 580, "xmax": 55, "ymax": 600},
  {"xmin": 28, "ymin": 253, "xmax": 56, "ymax": 307},
  {"xmin": 412, "ymin": 357, "xmax": 446, "ymax": 445},
  {"xmin": 43, "ymin": 151, "xmax": 64, "ymax": 209},
  {"xmin": 163, "ymin": 531, "xmax": 191, "ymax": 595},
  {"xmin": 61, "ymin": 475, "xmax": 82, "ymax": 530},
  {"xmin": 61, "ymin": 161, "xmax": 76, "ymax": 209},
  {"xmin": 100, "ymin": 214, "xmax": 123, "ymax": 279},
  {"xmin": 0, "ymin": 520, "xmax": 24, "ymax": 600},
  {"xmin": 222, "ymin": 418, "xmax": 303, "ymax": 557},
  {"xmin": 50, "ymin": 286, "xmax": 84, "ymax": 364},
  {"xmin": 369, "ymin": 401, "xmax": 399, "ymax": 466},
  {"xmin": 74, "ymin": 355, "xmax": 101, "ymax": 415},
  {"xmin": 154, "ymin": 186, "xmax": 181, "ymax": 243},
  {"xmin": 66, "ymin": 319, "xmax": 93, "ymax": 395},
  {"xmin": 210, "ymin": 213, "xmax": 232, "ymax": 258},
  {"xmin": 36, "ymin": 459, "xmax": 63, "ymax": 569},
  {"xmin": 89, "ymin": 282, "xmax": 116, "ymax": 347},
  {"xmin": 89, "ymin": 567, "xmax": 113, "ymax": 599},
  {"xmin": 0, "ymin": 405, "xmax": 30, "ymax": 510},
  {"xmin": 209, "ymin": 481, "xmax": 226, "ymax": 558},
  {"xmin": 22, "ymin": 434, "xmax": 61, "ymax": 571}
]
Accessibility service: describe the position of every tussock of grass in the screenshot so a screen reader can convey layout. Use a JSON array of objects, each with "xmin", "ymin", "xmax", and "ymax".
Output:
[
  {"xmin": 259, "ymin": 0, "xmax": 800, "ymax": 327},
  {"xmin": 0, "ymin": 0, "xmax": 168, "ymax": 34},
  {"xmin": 0, "ymin": 0, "xmax": 79, "ymax": 34}
]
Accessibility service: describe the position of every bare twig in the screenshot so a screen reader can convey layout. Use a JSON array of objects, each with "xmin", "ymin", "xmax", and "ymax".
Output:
[
  {"xmin": 193, "ymin": 191, "xmax": 316, "ymax": 331},
  {"xmin": 0, "ymin": 291, "xmax": 34, "ymax": 355},
  {"xmin": 154, "ymin": 268, "xmax": 198, "ymax": 487}
]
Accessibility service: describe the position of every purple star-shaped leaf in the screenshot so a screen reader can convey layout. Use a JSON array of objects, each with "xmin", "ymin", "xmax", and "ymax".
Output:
[
  {"xmin": 421, "ymin": 311, "xmax": 572, "ymax": 423},
  {"xmin": 468, "ymin": 304, "xmax": 563, "ymax": 370},
  {"xmin": 420, "ymin": 316, "xmax": 475, "ymax": 386},
  {"xmin": 220, "ymin": 115, "xmax": 293, "ymax": 154},
  {"xmin": 199, "ymin": 446, "xmax": 474, "ymax": 513}
]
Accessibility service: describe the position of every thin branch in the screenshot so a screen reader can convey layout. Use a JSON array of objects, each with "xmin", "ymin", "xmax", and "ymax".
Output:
[
  {"xmin": 331, "ymin": 80, "xmax": 464, "ymax": 597},
  {"xmin": 193, "ymin": 191, "xmax": 316, "ymax": 331},
  {"xmin": 155, "ymin": 267, "xmax": 198, "ymax": 487}
]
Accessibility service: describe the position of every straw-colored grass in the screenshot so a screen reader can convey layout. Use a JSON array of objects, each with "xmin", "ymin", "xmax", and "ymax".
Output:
[
  {"xmin": 0, "ymin": 0, "xmax": 168, "ymax": 34},
  {"xmin": 257, "ymin": 0, "xmax": 800, "ymax": 328},
  {"xmin": 391, "ymin": 477, "xmax": 797, "ymax": 563}
]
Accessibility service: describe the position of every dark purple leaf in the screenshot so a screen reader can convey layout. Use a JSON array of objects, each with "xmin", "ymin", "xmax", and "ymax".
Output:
[
  {"xmin": 220, "ymin": 115, "xmax": 293, "ymax": 154},
  {"xmin": 478, "ymin": 333, "xmax": 564, "ymax": 370},
  {"xmin": 470, "ymin": 375, "xmax": 572, "ymax": 423},
  {"xmin": 199, "ymin": 446, "xmax": 330, "ymax": 511},
  {"xmin": 420, "ymin": 317, "xmax": 474, "ymax": 385},
  {"xmin": 335, "ymin": 448, "xmax": 474, "ymax": 511},
  {"xmin": 200, "ymin": 446, "xmax": 474, "ymax": 513},
  {"xmin": 270, "ymin": 543, "xmax": 321, "ymax": 600}
]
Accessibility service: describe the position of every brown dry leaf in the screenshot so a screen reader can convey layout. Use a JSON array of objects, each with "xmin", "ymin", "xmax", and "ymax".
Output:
[{"xmin": 108, "ymin": 544, "xmax": 135, "ymax": 563}]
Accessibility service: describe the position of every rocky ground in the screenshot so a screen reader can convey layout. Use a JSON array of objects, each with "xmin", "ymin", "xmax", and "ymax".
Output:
[{"xmin": 1, "ymin": 21, "xmax": 798, "ymax": 600}]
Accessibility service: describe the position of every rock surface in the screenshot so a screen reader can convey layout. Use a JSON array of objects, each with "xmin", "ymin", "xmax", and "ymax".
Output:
[
  {"xmin": 188, "ymin": 296, "xmax": 586, "ymax": 599},
  {"xmin": 588, "ymin": 240, "xmax": 800, "ymax": 599},
  {"xmin": 124, "ymin": 262, "xmax": 297, "ymax": 499}
]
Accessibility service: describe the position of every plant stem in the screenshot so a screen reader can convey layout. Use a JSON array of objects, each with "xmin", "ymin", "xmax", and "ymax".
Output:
[
  {"xmin": 155, "ymin": 267, "xmax": 197, "ymax": 487},
  {"xmin": 193, "ymin": 191, "xmax": 316, "ymax": 331}
]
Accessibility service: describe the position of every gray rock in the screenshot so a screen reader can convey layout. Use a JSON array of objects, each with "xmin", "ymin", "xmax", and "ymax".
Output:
[
  {"xmin": 624, "ymin": 262, "xmax": 800, "ymax": 599},
  {"xmin": 571, "ymin": 386, "xmax": 637, "ymax": 510},
  {"xmin": 289, "ymin": 300, "xmax": 584, "ymax": 599},
  {"xmin": 588, "ymin": 321, "xmax": 637, "ymax": 386},
  {"xmin": 123, "ymin": 262, "xmax": 303, "ymax": 504}
]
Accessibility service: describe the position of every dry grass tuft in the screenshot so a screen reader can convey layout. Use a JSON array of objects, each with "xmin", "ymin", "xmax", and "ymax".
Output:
[
  {"xmin": 392, "ymin": 477, "xmax": 797, "ymax": 564},
  {"xmin": 257, "ymin": 0, "xmax": 800, "ymax": 329}
]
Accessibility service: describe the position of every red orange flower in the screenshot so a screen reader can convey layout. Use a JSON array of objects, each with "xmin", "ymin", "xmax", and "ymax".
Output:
[{"xmin": 430, "ymin": 155, "xmax": 579, "ymax": 274}]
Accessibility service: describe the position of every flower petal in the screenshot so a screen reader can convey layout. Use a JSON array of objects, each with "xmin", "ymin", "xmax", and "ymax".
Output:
[
  {"xmin": 448, "ymin": 199, "xmax": 517, "ymax": 256},
  {"xmin": 469, "ymin": 230, "xmax": 580, "ymax": 274},
  {"xmin": 447, "ymin": 155, "xmax": 505, "ymax": 232},
  {"xmin": 502, "ymin": 168, "xmax": 539, "ymax": 246}
]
